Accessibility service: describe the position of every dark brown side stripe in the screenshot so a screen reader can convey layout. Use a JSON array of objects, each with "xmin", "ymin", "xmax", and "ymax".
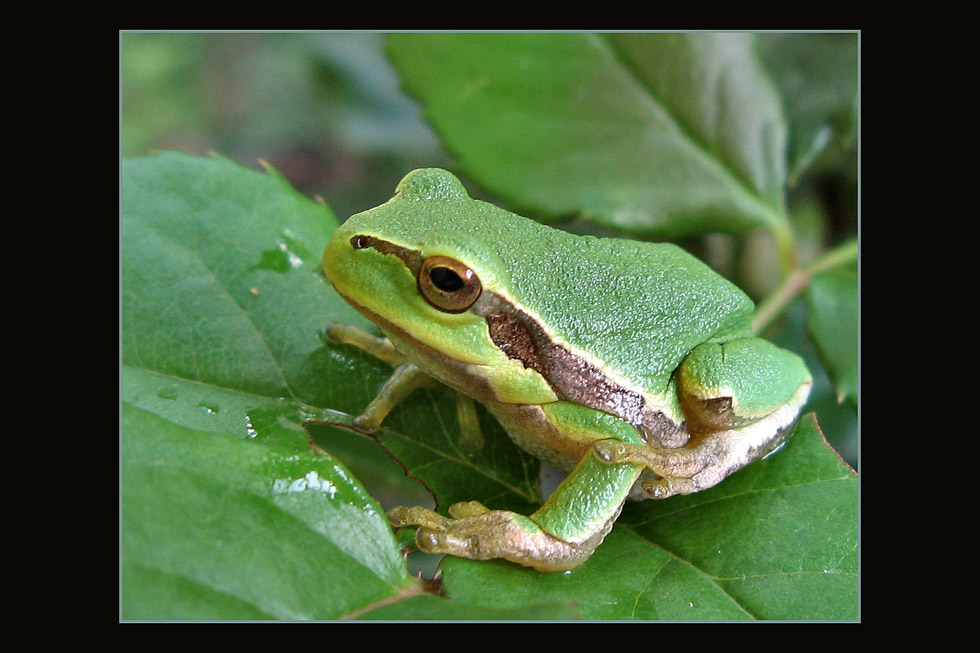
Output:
[{"xmin": 350, "ymin": 233, "xmax": 689, "ymax": 447}]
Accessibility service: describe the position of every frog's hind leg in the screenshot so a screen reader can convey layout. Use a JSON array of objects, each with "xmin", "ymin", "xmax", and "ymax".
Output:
[
  {"xmin": 593, "ymin": 337, "xmax": 811, "ymax": 499},
  {"xmin": 677, "ymin": 338, "xmax": 811, "ymax": 436},
  {"xmin": 592, "ymin": 437, "xmax": 723, "ymax": 498},
  {"xmin": 593, "ymin": 422, "xmax": 795, "ymax": 499}
]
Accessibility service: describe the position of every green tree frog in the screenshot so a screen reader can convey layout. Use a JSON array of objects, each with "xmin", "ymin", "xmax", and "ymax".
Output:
[{"xmin": 323, "ymin": 169, "xmax": 811, "ymax": 572}]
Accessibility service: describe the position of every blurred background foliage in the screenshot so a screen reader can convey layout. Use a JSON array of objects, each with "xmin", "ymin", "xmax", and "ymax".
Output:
[
  {"xmin": 121, "ymin": 33, "xmax": 449, "ymax": 222},
  {"xmin": 120, "ymin": 31, "xmax": 857, "ymax": 467}
]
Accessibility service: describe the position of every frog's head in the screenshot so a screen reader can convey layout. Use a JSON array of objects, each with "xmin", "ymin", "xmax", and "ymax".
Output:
[{"xmin": 324, "ymin": 169, "xmax": 522, "ymax": 369}]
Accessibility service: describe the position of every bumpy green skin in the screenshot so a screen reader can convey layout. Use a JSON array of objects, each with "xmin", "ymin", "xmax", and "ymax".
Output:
[
  {"xmin": 324, "ymin": 169, "xmax": 811, "ymax": 572},
  {"xmin": 680, "ymin": 339, "xmax": 810, "ymax": 418},
  {"xmin": 326, "ymin": 169, "xmax": 755, "ymax": 420}
]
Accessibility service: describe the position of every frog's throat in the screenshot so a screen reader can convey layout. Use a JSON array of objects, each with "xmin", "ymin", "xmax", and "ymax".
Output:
[{"xmin": 339, "ymin": 235, "xmax": 689, "ymax": 449}]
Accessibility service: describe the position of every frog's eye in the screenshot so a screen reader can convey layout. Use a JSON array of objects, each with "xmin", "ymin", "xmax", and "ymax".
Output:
[{"xmin": 418, "ymin": 256, "xmax": 482, "ymax": 313}]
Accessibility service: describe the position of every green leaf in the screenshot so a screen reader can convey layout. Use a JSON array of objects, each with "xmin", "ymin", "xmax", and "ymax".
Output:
[
  {"xmin": 385, "ymin": 32, "xmax": 787, "ymax": 237},
  {"xmin": 806, "ymin": 268, "xmax": 859, "ymax": 405},
  {"xmin": 355, "ymin": 594, "xmax": 581, "ymax": 621},
  {"xmin": 121, "ymin": 151, "xmax": 417, "ymax": 619},
  {"xmin": 121, "ymin": 402, "xmax": 412, "ymax": 620},
  {"xmin": 307, "ymin": 394, "xmax": 542, "ymax": 517},
  {"xmin": 433, "ymin": 416, "xmax": 857, "ymax": 621}
]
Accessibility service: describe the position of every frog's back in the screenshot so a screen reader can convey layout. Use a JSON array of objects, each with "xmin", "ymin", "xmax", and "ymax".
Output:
[
  {"xmin": 382, "ymin": 169, "xmax": 755, "ymax": 389},
  {"xmin": 501, "ymin": 226, "xmax": 754, "ymax": 389}
]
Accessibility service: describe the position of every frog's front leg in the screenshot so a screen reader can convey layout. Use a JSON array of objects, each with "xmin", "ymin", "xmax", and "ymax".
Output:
[
  {"xmin": 325, "ymin": 323, "xmax": 406, "ymax": 366},
  {"xmin": 389, "ymin": 453, "xmax": 643, "ymax": 571},
  {"xmin": 326, "ymin": 323, "xmax": 428, "ymax": 432},
  {"xmin": 594, "ymin": 337, "xmax": 812, "ymax": 499},
  {"xmin": 325, "ymin": 323, "xmax": 482, "ymax": 448}
]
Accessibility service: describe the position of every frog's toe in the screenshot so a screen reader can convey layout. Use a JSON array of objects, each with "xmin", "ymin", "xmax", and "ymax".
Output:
[
  {"xmin": 387, "ymin": 505, "xmax": 449, "ymax": 530},
  {"xmin": 592, "ymin": 439, "xmax": 632, "ymax": 464},
  {"xmin": 448, "ymin": 500, "xmax": 490, "ymax": 518},
  {"xmin": 414, "ymin": 527, "xmax": 459, "ymax": 554},
  {"xmin": 641, "ymin": 476, "xmax": 698, "ymax": 499}
]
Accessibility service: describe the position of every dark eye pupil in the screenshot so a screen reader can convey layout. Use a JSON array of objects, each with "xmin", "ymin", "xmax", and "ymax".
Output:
[
  {"xmin": 429, "ymin": 267, "xmax": 464, "ymax": 292},
  {"xmin": 417, "ymin": 256, "xmax": 481, "ymax": 313}
]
